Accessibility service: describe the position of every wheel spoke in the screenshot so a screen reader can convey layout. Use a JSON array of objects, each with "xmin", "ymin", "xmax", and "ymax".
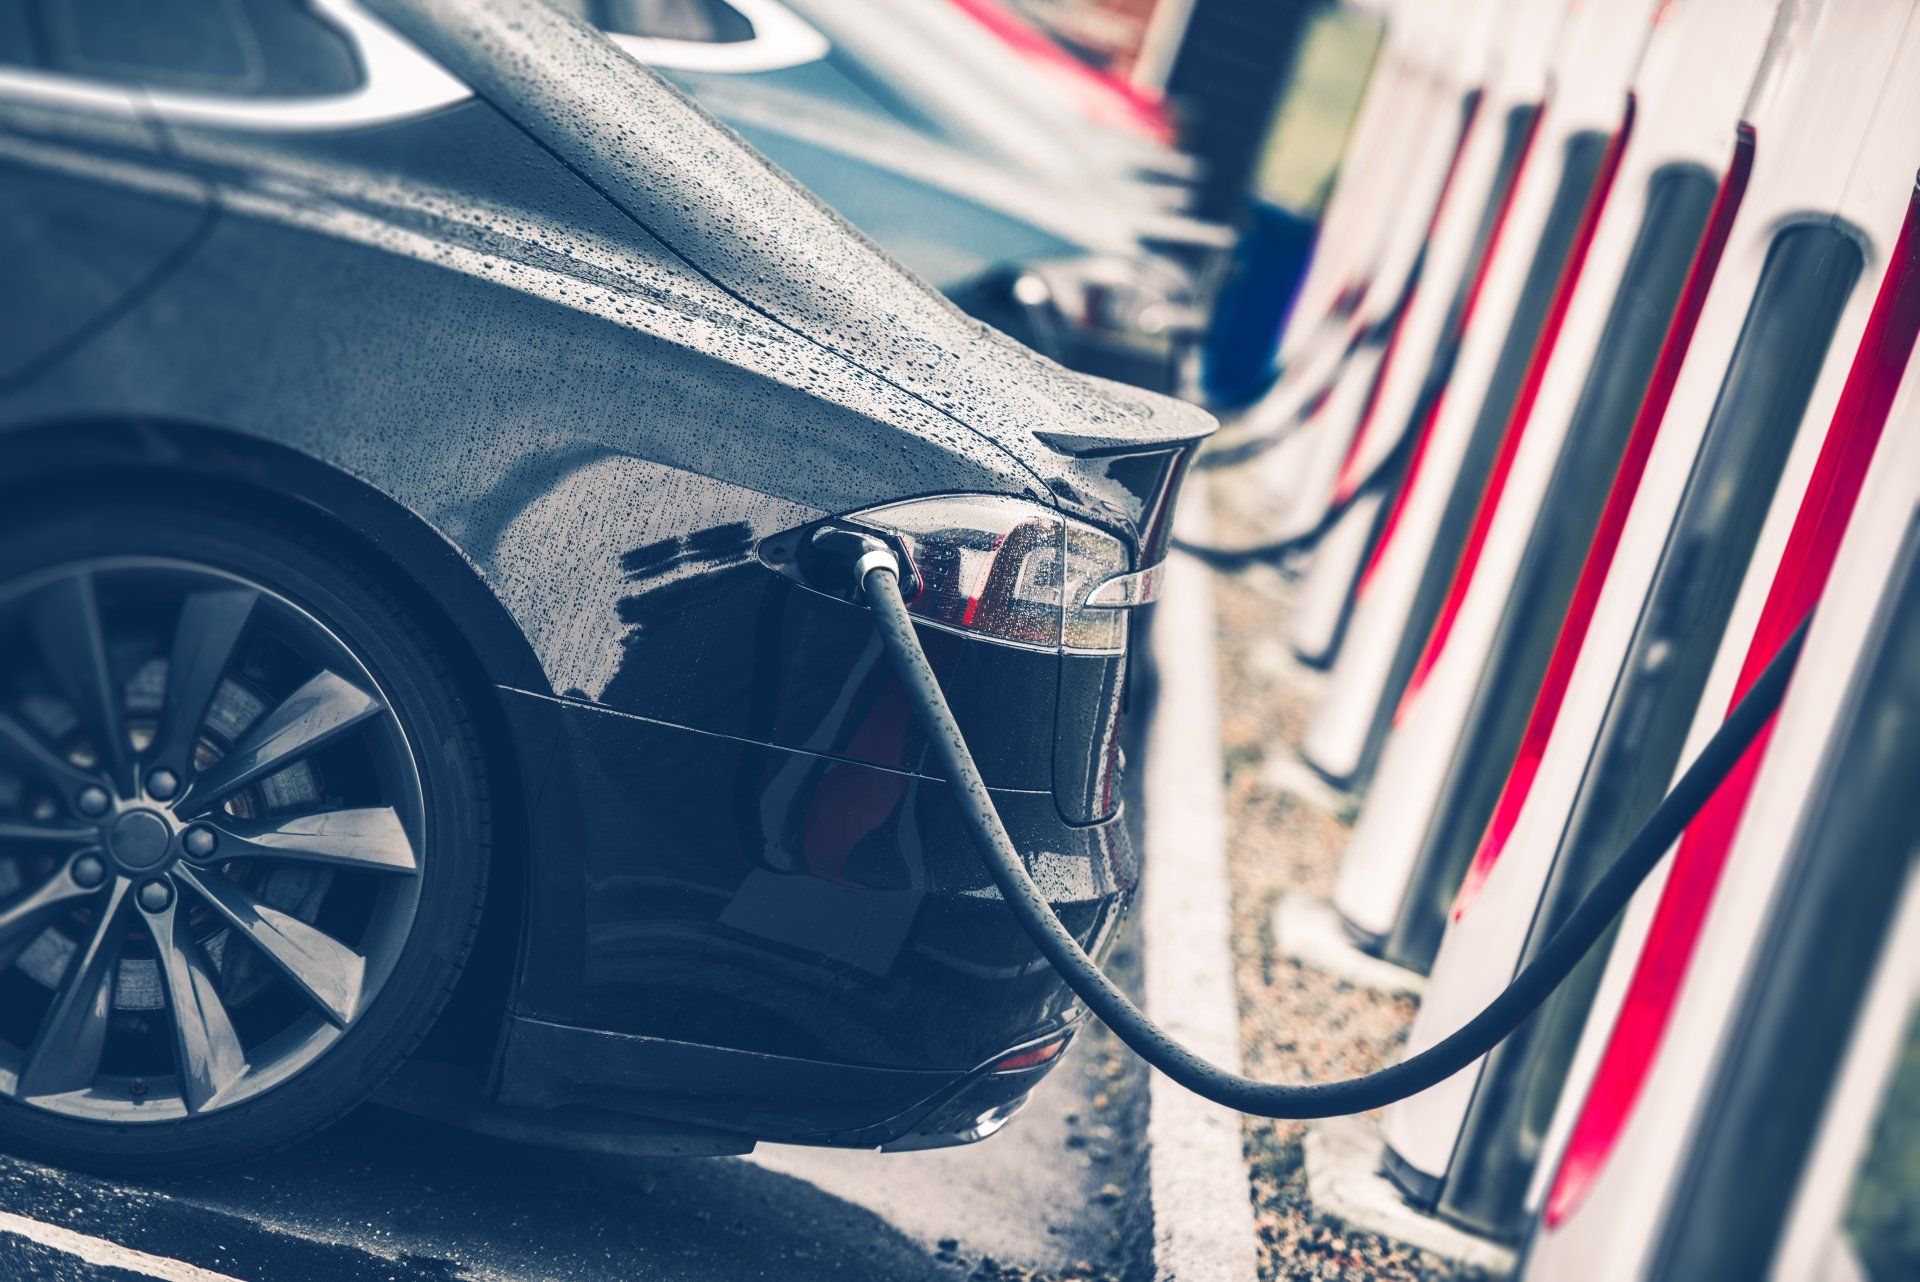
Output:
[
  {"xmin": 140, "ymin": 892, "xmax": 246, "ymax": 1113},
  {"xmin": 204, "ymin": 807, "xmax": 418, "ymax": 875},
  {"xmin": 28, "ymin": 575, "xmax": 134, "ymax": 795},
  {"xmin": 0, "ymin": 818, "xmax": 95, "ymax": 850},
  {"xmin": 0, "ymin": 862, "xmax": 102, "ymax": 972},
  {"xmin": 0, "ymin": 709, "xmax": 105, "ymax": 803},
  {"xmin": 181, "ymin": 670, "xmax": 385, "ymax": 815},
  {"xmin": 18, "ymin": 877, "xmax": 130, "ymax": 1099},
  {"xmin": 150, "ymin": 589, "xmax": 257, "ymax": 778},
  {"xmin": 177, "ymin": 865, "xmax": 364, "ymax": 1027}
]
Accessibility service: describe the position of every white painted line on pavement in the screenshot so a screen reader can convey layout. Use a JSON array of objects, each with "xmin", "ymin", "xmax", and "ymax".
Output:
[
  {"xmin": 1140, "ymin": 491, "xmax": 1260, "ymax": 1282},
  {"xmin": 0, "ymin": 1209, "xmax": 244, "ymax": 1282}
]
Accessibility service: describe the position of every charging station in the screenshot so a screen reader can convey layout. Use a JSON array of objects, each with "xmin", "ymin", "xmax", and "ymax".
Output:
[
  {"xmin": 13, "ymin": 0, "xmax": 1918, "ymax": 1274},
  {"xmin": 1332, "ymin": 0, "xmax": 1782, "ymax": 967},
  {"xmin": 1241, "ymin": 0, "xmax": 1493, "ymax": 554},
  {"xmin": 1277, "ymin": 0, "xmax": 1510, "ymax": 663},
  {"xmin": 1380, "ymin": 1, "xmax": 1920, "ymax": 1236},
  {"xmin": 1525, "ymin": 344, "xmax": 1920, "ymax": 1281},
  {"xmin": 1282, "ymin": 0, "xmax": 1570, "ymax": 665},
  {"xmin": 1261, "ymin": 0, "xmax": 1505, "ymax": 545},
  {"xmin": 766, "ymin": 5, "xmax": 1917, "ymax": 1272},
  {"xmin": 1300, "ymin": 0, "xmax": 1651, "ymax": 785}
]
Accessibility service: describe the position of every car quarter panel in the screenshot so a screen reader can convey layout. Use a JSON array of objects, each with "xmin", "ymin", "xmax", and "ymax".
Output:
[
  {"xmin": 499, "ymin": 686, "xmax": 1132, "ymax": 1072},
  {"xmin": 366, "ymin": 0, "xmax": 1216, "ymax": 494},
  {"xmin": 0, "ymin": 97, "xmax": 1053, "ymax": 720},
  {"xmin": 0, "ymin": 105, "xmax": 216, "ymax": 384}
]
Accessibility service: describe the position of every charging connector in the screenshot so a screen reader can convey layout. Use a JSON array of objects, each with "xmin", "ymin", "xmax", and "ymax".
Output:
[{"xmin": 777, "ymin": 525, "xmax": 916, "ymax": 603}]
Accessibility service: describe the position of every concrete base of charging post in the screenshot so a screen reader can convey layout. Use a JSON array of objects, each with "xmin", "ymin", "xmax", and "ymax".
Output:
[
  {"xmin": 1139, "ymin": 497, "xmax": 1261, "ymax": 1282},
  {"xmin": 1242, "ymin": 570, "xmax": 1332, "ymax": 695},
  {"xmin": 1270, "ymin": 893, "xmax": 1427, "ymax": 998},
  {"xmin": 1303, "ymin": 1115, "xmax": 1518, "ymax": 1275},
  {"xmin": 1259, "ymin": 751, "xmax": 1353, "ymax": 818},
  {"xmin": 1245, "ymin": 593, "xmax": 1329, "ymax": 684}
]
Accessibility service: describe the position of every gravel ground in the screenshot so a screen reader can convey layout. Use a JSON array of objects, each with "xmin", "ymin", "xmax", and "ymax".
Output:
[{"xmin": 1204, "ymin": 468, "xmax": 1490, "ymax": 1282}]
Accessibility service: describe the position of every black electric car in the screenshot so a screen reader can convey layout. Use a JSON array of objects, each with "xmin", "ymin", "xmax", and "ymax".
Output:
[{"xmin": 0, "ymin": 0, "xmax": 1211, "ymax": 1172}]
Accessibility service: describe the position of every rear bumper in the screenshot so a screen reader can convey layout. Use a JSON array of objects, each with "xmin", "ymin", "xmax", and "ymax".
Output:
[
  {"xmin": 494, "ymin": 686, "xmax": 1134, "ymax": 1140},
  {"xmin": 494, "ymin": 1014, "xmax": 1075, "ymax": 1148}
]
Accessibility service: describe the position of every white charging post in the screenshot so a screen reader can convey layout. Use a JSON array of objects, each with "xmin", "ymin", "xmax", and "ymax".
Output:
[
  {"xmin": 1524, "ymin": 327, "xmax": 1920, "ymax": 1282},
  {"xmin": 1332, "ymin": 0, "xmax": 1783, "ymax": 968},
  {"xmin": 1281, "ymin": 0, "xmax": 1572, "ymax": 665},
  {"xmin": 1381, "ymin": 0, "xmax": 1920, "ymax": 1239},
  {"xmin": 1300, "ymin": 0, "xmax": 1654, "ymax": 787}
]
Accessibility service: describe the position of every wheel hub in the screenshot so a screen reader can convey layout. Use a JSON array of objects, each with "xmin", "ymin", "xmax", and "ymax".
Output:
[{"xmin": 105, "ymin": 807, "xmax": 176, "ymax": 872}]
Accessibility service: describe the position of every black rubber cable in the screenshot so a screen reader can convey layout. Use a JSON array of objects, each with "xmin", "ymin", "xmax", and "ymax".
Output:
[
  {"xmin": 862, "ymin": 560, "xmax": 1807, "ymax": 1118},
  {"xmin": 1192, "ymin": 400, "xmax": 1322, "ymax": 471},
  {"xmin": 1193, "ymin": 427, "xmax": 1297, "ymax": 472},
  {"xmin": 1171, "ymin": 426, "xmax": 1412, "ymax": 569}
]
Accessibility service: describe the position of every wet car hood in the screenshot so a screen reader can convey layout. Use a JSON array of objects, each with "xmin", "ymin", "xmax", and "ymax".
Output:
[{"xmin": 371, "ymin": 0, "xmax": 1215, "ymax": 510}]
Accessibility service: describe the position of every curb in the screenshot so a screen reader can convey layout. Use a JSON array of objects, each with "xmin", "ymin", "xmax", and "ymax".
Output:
[{"xmin": 1140, "ymin": 494, "xmax": 1260, "ymax": 1282}]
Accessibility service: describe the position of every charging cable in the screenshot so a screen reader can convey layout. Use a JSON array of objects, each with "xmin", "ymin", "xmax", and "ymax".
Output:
[
  {"xmin": 852, "ymin": 546, "xmax": 1805, "ymax": 1118},
  {"xmin": 1172, "ymin": 427, "xmax": 1412, "ymax": 569}
]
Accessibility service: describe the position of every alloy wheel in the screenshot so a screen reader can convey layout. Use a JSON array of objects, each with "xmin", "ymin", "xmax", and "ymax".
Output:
[{"xmin": 0, "ymin": 558, "xmax": 425, "ymax": 1122}]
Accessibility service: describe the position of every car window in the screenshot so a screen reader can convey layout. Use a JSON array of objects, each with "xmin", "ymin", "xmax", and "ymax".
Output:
[
  {"xmin": 0, "ymin": 0, "xmax": 361, "ymax": 97},
  {"xmin": 566, "ymin": 0, "xmax": 755, "ymax": 43}
]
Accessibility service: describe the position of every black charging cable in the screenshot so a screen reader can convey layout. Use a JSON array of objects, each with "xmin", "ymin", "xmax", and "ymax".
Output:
[
  {"xmin": 1171, "ymin": 426, "xmax": 1412, "ymax": 570},
  {"xmin": 856, "ymin": 551, "xmax": 1805, "ymax": 1118},
  {"xmin": 1192, "ymin": 395, "xmax": 1323, "ymax": 471}
]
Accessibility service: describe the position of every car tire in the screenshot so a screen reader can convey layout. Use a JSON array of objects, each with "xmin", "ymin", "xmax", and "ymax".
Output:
[{"xmin": 0, "ymin": 494, "xmax": 489, "ymax": 1175}]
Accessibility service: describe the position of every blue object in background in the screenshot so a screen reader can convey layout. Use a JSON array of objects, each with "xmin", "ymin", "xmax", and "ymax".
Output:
[
  {"xmin": 1200, "ymin": 201, "xmax": 1319, "ymax": 407},
  {"xmin": 1194, "ymin": 1, "xmax": 1388, "ymax": 408}
]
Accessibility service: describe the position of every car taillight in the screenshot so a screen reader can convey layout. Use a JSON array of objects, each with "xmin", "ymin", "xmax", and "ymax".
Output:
[{"xmin": 847, "ymin": 495, "xmax": 1142, "ymax": 655}]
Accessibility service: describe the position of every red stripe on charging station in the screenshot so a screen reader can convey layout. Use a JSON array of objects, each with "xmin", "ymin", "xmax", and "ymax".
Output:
[
  {"xmin": 1399, "ymin": 98, "xmax": 1638, "ymax": 716},
  {"xmin": 1546, "ymin": 177, "xmax": 1920, "ymax": 1229},
  {"xmin": 1452, "ymin": 127, "xmax": 1756, "ymax": 920},
  {"xmin": 1357, "ymin": 106, "xmax": 1547, "ymax": 596},
  {"xmin": 1330, "ymin": 93, "xmax": 1486, "ymax": 504}
]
